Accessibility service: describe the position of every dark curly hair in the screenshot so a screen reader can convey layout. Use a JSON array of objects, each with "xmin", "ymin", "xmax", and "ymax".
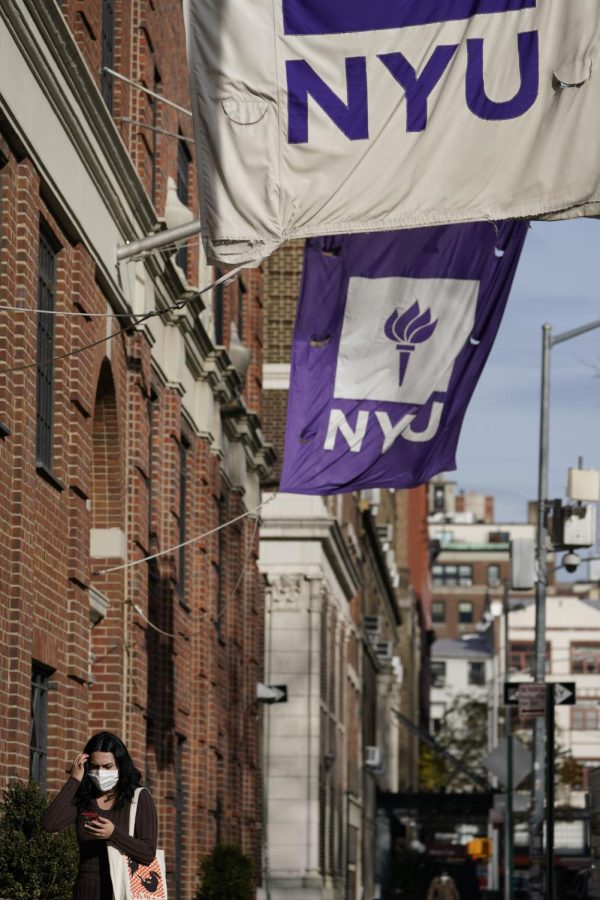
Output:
[{"xmin": 75, "ymin": 732, "xmax": 142, "ymax": 811}]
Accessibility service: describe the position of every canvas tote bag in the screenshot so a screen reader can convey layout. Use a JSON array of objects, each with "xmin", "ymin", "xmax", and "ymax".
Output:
[{"xmin": 107, "ymin": 787, "xmax": 168, "ymax": 900}]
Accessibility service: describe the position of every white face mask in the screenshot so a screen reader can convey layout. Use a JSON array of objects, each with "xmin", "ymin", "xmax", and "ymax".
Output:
[{"xmin": 89, "ymin": 769, "xmax": 119, "ymax": 793}]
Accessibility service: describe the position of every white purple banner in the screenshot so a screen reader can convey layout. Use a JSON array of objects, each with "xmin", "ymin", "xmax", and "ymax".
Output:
[
  {"xmin": 280, "ymin": 222, "xmax": 527, "ymax": 494},
  {"xmin": 185, "ymin": 0, "xmax": 600, "ymax": 264}
]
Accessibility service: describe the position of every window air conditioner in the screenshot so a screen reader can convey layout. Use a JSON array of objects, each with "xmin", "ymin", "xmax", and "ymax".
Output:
[
  {"xmin": 364, "ymin": 615, "xmax": 382, "ymax": 637},
  {"xmin": 365, "ymin": 745, "xmax": 382, "ymax": 769},
  {"xmin": 375, "ymin": 641, "xmax": 393, "ymax": 663}
]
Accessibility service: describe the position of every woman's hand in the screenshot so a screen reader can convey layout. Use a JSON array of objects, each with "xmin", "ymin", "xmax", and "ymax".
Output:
[
  {"xmin": 84, "ymin": 816, "xmax": 115, "ymax": 840},
  {"xmin": 70, "ymin": 752, "xmax": 89, "ymax": 782}
]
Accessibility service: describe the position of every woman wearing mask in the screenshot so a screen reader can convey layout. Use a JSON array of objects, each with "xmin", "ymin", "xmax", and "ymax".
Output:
[{"xmin": 42, "ymin": 731, "xmax": 158, "ymax": 900}]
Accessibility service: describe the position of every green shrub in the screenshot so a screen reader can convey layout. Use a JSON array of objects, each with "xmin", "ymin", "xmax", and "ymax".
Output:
[
  {"xmin": 0, "ymin": 780, "xmax": 78, "ymax": 900},
  {"xmin": 195, "ymin": 843, "xmax": 254, "ymax": 900}
]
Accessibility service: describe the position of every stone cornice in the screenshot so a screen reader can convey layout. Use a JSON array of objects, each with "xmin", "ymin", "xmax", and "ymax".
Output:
[
  {"xmin": 8, "ymin": 0, "xmax": 156, "ymax": 238},
  {"xmin": 3, "ymin": 0, "xmax": 276, "ymax": 479},
  {"xmin": 221, "ymin": 404, "xmax": 275, "ymax": 481},
  {"xmin": 261, "ymin": 515, "xmax": 360, "ymax": 601},
  {"xmin": 362, "ymin": 510, "xmax": 402, "ymax": 628}
]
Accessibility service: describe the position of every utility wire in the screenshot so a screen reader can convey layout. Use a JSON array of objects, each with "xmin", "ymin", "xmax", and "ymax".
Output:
[
  {"xmin": 132, "ymin": 512, "xmax": 261, "ymax": 639},
  {"xmin": 93, "ymin": 493, "xmax": 276, "ymax": 577},
  {"xmin": 215, "ymin": 513, "xmax": 260, "ymax": 624},
  {"xmin": 0, "ymin": 305, "xmax": 151, "ymax": 319},
  {"xmin": 0, "ymin": 262, "xmax": 247, "ymax": 376},
  {"xmin": 0, "ymin": 309, "xmax": 155, "ymax": 376}
]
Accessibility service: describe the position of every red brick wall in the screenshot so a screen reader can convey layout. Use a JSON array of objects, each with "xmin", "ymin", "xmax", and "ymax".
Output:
[
  {"xmin": 0, "ymin": 142, "xmax": 130, "ymax": 787},
  {"xmin": 0, "ymin": 3, "xmax": 266, "ymax": 897}
]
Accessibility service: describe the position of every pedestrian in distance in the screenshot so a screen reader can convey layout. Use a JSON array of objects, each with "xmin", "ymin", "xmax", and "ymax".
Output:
[
  {"xmin": 42, "ymin": 731, "xmax": 158, "ymax": 900},
  {"xmin": 427, "ymin": 869, "xmax": 461, "ymax": 900}
]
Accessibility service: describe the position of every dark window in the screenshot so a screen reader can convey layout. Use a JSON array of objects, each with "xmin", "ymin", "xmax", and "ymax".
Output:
[
  {"xmin": 431, "ymin": 661, "xmax": 446, "ymax": 688},
  {"xmin": 215, "ymin": 788, "xmax": 223, "ymax": 845},
  {"xmin": 237, "ymin": 276, "xmax": 246, "ymax": 341},
  {"xmin": 215, "ymin": 495, "xmax": 224, "ymax": 633},
  {"xmin": 571, "ymin": 707, "xmax": 599, "ymax": 730},
  {"xmin": 150, "ymin": 68, "xmax": 162, "ymax": 205},
  {"xmin": 147, "ymin": 390, "xmax": 157, "ymax": 539},
  {"xmin": 30, "ymin": 663, "xmax": 53, "ymax": 790},
  {"xmin": 432, "ymin": 564, "xmax": 472, "ymax": 587},
  {"xmin": 174, "ymin": 737, "xmax": 186, "ymax": 900},
  {"xmin": 431, "ymin": 601, "xmax": 445, "ymax": 624},
  {"xmin": 213, "ymin": 269, "xmax": 224, "ymax": 345},
  {"xmin": 571, "ymin": 644, "xmax": 600, "ymax": 674},
  {"xmin": 487, "ymin": 564, "xmax": 501, "ymax": 588},
  {"xmin": 176, "ymin": 138, "xmax": 192, "ymax": 273},
  {"xmin": 178, "ymin": 437, "xmax": 189, "ymax": 607},
  {"xmin": 101, "ymin": 0, "xmax": 114, "ymax": 111},
  {"xmin": 0, "ymin": 152, "xmax": 9, "ymax": 439},
  {"xmin": 433, "ymin": 484, "xmax": 445, "ymax": 512},
  {"xmin": 509, "ymin": 641, "xmax": 550, "ymax": 675},
  {"xmin": 36, "ymin": 225, "xmax": 59, "ymax": 470},
  {"xmin": 468, "ymin": 661, "xmax": 486, "ymax": 686},
  {"xmin": 458, "ymin": 601, "xmax": 474, "ymax": 624},
  {"xmin": 458, "ymin": 565, "xmax": 473, "ymax": 586}
]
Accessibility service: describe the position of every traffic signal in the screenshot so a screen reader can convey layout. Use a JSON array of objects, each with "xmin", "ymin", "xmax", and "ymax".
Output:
[{"xmin": 467, "ymin": 837, "xmax": 492, "ymax": 860}]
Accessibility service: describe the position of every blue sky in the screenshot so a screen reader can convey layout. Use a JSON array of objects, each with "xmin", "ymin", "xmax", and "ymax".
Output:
[{"xmin": 454, "ymin": 218, "xmax": 600, "ymax": 525}]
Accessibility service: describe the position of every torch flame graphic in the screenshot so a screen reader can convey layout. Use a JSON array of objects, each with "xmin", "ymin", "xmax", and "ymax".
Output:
[{"xmin": 384, "ymin": 302, "xmax": 438, "ymax": 386}]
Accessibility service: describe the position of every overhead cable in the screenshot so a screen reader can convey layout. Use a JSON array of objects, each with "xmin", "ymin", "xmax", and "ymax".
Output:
[
  {"xmin": 0, "ymin": 262, "xmax": 248, "ymax": 375},
  {"xmin": 93, "ymin": 493, "xmax": 277, "ymax": 577},
  {"xmin": 132, "ymin": 511, "xmax": 262, "ymax": 639}
]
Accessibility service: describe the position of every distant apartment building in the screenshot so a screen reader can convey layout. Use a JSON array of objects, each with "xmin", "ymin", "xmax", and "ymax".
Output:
[
  {"xmin": 429, "ymin": 479, "xmax": 494, "ymax": 525},
  {"xmin": 430, "ymin": 633, "xmax": 496, "ymax": 740},
  {"xmin": 503, "ymin": 588, "xmax": 600, "ymax": 829},
  {"xmin": 428, "ymin": 477, "xmax": 535, "ymax": 642}
]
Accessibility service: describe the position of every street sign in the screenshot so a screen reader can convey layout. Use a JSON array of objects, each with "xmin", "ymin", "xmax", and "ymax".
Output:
[
  {"xmin": 504, "ymin": 683, "xmax": 520, "ymax": 706},
  {"xmin": 504, "ymin": 681, "xmax": 577, "ymax": 708},
  {"xmin": 518, "ymin": 683, "xmax": 546, "ymax": 719},
  {"xmin": 552, "ymin": 682, "xmax": 576, "ymax": 705},
  {"xmin": 256, "ymin": 683, "xmax": 288, "ymax": 704},
  {"xmin": 482, "ymin": 737, "xmax": 532, "ymax": 788}
]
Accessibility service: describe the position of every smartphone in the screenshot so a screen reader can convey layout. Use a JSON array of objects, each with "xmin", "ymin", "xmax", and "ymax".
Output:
[{"xmin": 81, "ymin": 811, "xmax": 100, "ymax": 823}]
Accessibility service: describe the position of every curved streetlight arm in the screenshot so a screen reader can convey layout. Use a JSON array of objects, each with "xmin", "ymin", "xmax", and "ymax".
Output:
[{"xmin": 551, "ymin": 317, "xmax": 600, "ymax": 347}]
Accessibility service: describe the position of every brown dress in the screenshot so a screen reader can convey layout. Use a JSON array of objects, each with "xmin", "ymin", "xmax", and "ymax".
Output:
[{"xmin": 42, "ymin": 776, "xmax": 158, "ymax": 900}]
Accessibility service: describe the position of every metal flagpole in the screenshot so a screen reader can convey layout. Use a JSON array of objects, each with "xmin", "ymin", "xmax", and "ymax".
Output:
[
  {"xmin": 529, "ymin": 323, "xmax": 551, "ymax": 900},
  {"xmin": 116, "ymin": 219, "xmax": 202, "ymax": 261},
  {"xmin": 101, "ymin": 67, "xmax": 193, "ymax": 116},
  {"xmin": 546, "ymin": 683, "xmax": 555, "ymax": 900}
]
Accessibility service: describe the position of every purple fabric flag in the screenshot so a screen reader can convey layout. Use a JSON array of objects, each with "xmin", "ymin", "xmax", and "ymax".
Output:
[{"xmin": 280, "ymin": 222, "xmax": 527, "ymax": 495}]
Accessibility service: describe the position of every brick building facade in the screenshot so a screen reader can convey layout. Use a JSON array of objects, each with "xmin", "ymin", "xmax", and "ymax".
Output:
[
  {"xmin": 0, "ymin": 2, "xmax": 272, "ymax": 897},
  {"xmin": 428, "ymin": 478, "xmax": 536, "ymax": 643}
]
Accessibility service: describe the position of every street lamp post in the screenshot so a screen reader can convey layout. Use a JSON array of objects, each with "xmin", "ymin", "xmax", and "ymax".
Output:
[
  {"xmin": 529, "ymin": 317, "xmax": 600, "ymax": 900},
  {"xmin": 504, "ymin": 579, "xmax": 514, "ymax": 900}
]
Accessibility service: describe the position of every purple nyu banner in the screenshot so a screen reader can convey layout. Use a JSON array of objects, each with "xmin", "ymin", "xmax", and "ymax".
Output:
[
  {"xmin": 283, "ymin": 0, "xmax": 535, "ymax": 36},
  {"xmin": 280, "ymin": 222, "xmax": 527, "ymax": 494}
]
